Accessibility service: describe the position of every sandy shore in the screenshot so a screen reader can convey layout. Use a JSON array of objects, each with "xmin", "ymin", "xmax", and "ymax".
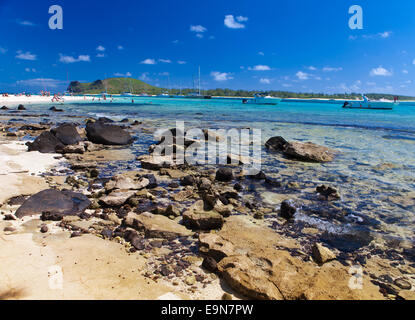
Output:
[
  {"xmin": 0, "ymin": 137, "xmax": 229, "ymax": 300},
  {"xmin": 0, "ymin": 95, "xmax": 94, "ymax": 107}
]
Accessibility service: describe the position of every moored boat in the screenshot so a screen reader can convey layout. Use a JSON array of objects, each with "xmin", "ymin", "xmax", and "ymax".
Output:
[
  {"xmin": 342, "ymin": 95, "xmax": 398, "ymax": 110},
  {"xmin": 242, "ymin": 94, "xmax": 281, "ymax": 105}
]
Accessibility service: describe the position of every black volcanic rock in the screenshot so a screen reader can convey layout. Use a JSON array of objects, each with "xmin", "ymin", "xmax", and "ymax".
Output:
[
  {"xmin": 86, "ymin": 121, "xmax": 133, "ymax": 145},
  {"xmin": 51, "ymin": 123, "xmax": 82, "ymax": 145},
  {"xmin": 26, "ymin": 131, "xmax": 64, "ymax": 153},
  {"xmin": 16, "ymin": 189, "xmax": 91, "ymax": 218}
]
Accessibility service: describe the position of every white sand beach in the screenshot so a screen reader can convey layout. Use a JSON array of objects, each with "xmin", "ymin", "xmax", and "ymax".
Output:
[{"xmin": 0, "ymin": 95, "xmax": 94, "ymax": 107}]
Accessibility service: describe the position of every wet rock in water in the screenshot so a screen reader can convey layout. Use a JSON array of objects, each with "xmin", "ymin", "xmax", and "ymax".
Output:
[
  {"xmin": 49, "ymin": 106, "xmax": 63, "ymax": 112},
  {"xmin": 215, "ymin": 168, "xmax": 234, "ymax": 182},
  {"xmin": 198, "ymin": 178, "xmax": 212, "ymax": 191},
  {"xmin": 124, "ymin": 212, "xmax": 193, "ymax": 239},
  {"xmin": 142, "ymin": 174, "xmax": 158, "ymax": 189},
  {"xmin": 50, "ymin": 123, "xmax": 82, "ymax": 145},
  {"xmin": 98, "ymin": 117, "xmax": 114, "ymax": 123},
  {"xmin": 105, "ymin": 175, "xmax": 149, "ymax": 191},
  {"xmin": 1, "ymin": 106, "xmax": 8, "ymax": 110},
  {"xmin": 26, "ymin": 131, "xmax": 64, "ymax": 153},
  {"xmin": 19, "ymin": 124, "xmax": 48, "ymax": 131},
  {"xmin": 180, "ymin": 175, "xmax": 195, "ymax": 186},
  {"xmin": 246, "ymin": 170, "xmax": 267, "ymax": 180},
  {"xmin": 17, "ymin": 104, "xmax": 26, "ymax": 110},
  {"xmin": 214, "ymin": 216, "xmax": 383, "ymax": 300},
  {"xmin": 86, "ymin": 121, "xmax": 133, "ymax": 145},
  {"xmin": 280, "ymin": 200, "xmax": 297, "ymax": 220},
  {"xmin": 312, "ymin": 243, "xmax": 336, "ymax": 265},
  {"xmin": 394, "ymin": 278, "xmax": 412, "ymax": 290},
  {"xmin": 233, "ymin": 183, "xmax": 243, "ymax": 191},
  {"xmin": 138, "ymin": 155, "xmax": 174, "ymax": 170},
  {"xmin": 265, "ymin": 136, "xmax": 288, "ymax": 151},
  {"xmin": 265, "ymin": 177, "xmax": 282, "ymax": 188},
  {"xmin": 40, "ymin": 224, "xmax": 48, "ymax": 233},
  {"xmin": 100, "ymin": 190, "xmax": 136, "ymax": 207},
  {"xmin": 202, "ymin": 256, "xmax": 218, "ymax": 272},
  {"xmin": 15, "ymin": 189, "xmax": 91, "ymax": 218},
  {"xmin": 320, "ymin": 228, "xmax": 373, "ymax": 253},
  {"xmin": 316, "ymin": 185, "xmax": 340, "ymax": 200},
  {"xmin": 168, "ymin": 181, "xmax": 180, "ymax": 189},
  {"xmin": 265, "ymin": 136, "xmax": 336, "ymax": 162},
  {"xmin": 120, "ymin": 118, "xmax": 129, "ymax": 123},
  {"xmin": 183, "ymin": 200, "xmax": 224, "ymax": 230}
]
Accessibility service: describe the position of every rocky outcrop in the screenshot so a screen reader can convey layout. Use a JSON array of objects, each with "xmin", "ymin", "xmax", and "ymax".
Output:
[
  {"xmin": 280, "ymin": 200, "xmax": 297, "ymax": 220},
  {"xmin": 215, "ymin": 168, "xmax": 234, "ymax": 182},
  {"xmin": 50, "ymin": 123, "xmax": 82, "ymax": 145},
  {"xmin": 15, "ymin": 189, "xmax": 90, "ymax": 218},
  {"xmin": 26, "ymin": 131, "xmax": 64, "ymax": 153},
  {"xmin": 124, "ymin": 211, "xmax": 193, "ymax": 239},
  {"xmin": 265, "ymin": 136, "xmax": 336, "ymax": 162},
  {"xmin": 316, "ymin": 185, "xmax": 340, "ymax": 200},
  {"xmin": 100, "ymin": 189, "xmax": 136, "ymax": 207},
  {"xmin": 27, "ymin": 123, "xmax": 83, "ymax": 153},
  {"xmin": 199, "ymin": 216, "xmax": 384, "ymax": 300},
  {"xmin": 86, "ymin": 120, "xmax": 133, "ymax": 145},
  {"xmin": 182, "ymin": 200, "xmax": 224, "ymax": 230}
]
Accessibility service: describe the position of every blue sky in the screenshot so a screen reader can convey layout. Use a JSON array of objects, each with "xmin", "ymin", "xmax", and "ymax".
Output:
[{"xmin": 1, "ymin": 0, "xmax": 415, "ymax": 95}]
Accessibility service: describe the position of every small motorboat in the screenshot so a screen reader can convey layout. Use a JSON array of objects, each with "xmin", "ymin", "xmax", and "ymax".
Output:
[
  {"xmin": 242, "ymin": 94, "xmax": 281, "ymax": 105},
  {"xmin": 342, "ymin": 95, "xmax": 398, "ymax": 110}
]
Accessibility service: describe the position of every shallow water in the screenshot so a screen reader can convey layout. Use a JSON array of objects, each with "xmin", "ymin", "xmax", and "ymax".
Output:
[{"xmin": 3, "ymin": 97, "xmax": 415, "ymax": 250}]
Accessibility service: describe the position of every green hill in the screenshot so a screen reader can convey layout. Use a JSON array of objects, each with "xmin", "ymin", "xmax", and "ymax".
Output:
[{"xmin": 67, "ymin": 77, "xmax": 162, "ymax": 95}]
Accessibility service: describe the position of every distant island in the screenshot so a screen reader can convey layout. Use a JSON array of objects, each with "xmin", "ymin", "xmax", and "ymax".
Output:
[{"xmin": 67, "ymin": 77, "xmax": 415, "ymax": 101}]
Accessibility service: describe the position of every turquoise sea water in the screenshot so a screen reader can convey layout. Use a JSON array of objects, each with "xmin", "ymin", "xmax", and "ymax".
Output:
[{"xmin": 3, "ymin": 97, "xmax": 415, "ymax": 250}]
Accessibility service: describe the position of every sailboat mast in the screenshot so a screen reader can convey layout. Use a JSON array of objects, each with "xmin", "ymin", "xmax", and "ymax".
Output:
[{"xmin": 198, "ymin": 66, "xmax": 201, "ymax": 96}]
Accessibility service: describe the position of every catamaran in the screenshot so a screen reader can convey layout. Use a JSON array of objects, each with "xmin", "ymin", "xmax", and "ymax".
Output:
[
  {"xmin": 242, "ymin": 94, "xmax": 282, "ymax": 105},
  {"xmin": 342, "ymin": 95, "xmax": 398, "ymax": 110}
]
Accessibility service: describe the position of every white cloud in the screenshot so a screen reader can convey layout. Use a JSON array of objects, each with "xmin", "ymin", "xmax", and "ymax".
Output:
[
  {"xmin": 296, "ymin": 71, "xmax": 309, "ymax": 80},
  {"xmin": 236, "ymin": 16, "xmax": 248, "ymax": 22},
  {"xmin": 211, "ymin": 71, "xmax": 233, "ymax": 81},
  {"xmin": 248, "ymin": 65, "xmax": 271, "ymax": 71},
  {"xmin": 59, "ymin": 54, "xmax": 90, "ymax": 63},
  {"xmin": 402, "ymin": 70, "xmax": 409, "ymax": 74},
  {"xmin": 258, "ymin": 51, "xmax": 264, "ymax": 56},
  {"xmin": 96, "ymin": 45, "xmax": 105, "ymax": 51},
  {"xmin": 16, "ymin": 78, "xmax": 66, "ymax": 88},
  {"xmin": 177, "ymin": 61, "xmax": 187, "ymax": 65},
  {"xmin": 172, "ymin": 40, "xmax": 179, "ymax": 44},
  {"xmin": 16, "ymin": 50, "xmax": 37, "ymax": 60},
  {"xmin": 117, "ymin": 45, "xmax": 124, "ymax": 50},
  {"xmin": 224, "ymin": 15, "xmax": 246, "ymax": 29},
  {"xmin": 159, "ymin": 72, "xmax": 170, "ymax": 76},
  {"xmin": 159, "ymin": 59, "xmax": 171, "ymax": 63},
  {"xmin": 307, "ymin": 66, "xmax": 317, "ymax": 71},
  {"xmin": 379, "ymin": 31, "xmax": 392, "ymax": 38},
  {"xmin": 141, "ymin": 58, "xmax": 156, "ymax": 65},
  {"xmin": 190, "ymin": 25, "xmax": 207, "ymax": 33},
  {"xmin": 370, "ymin": 66, "xmax": 392, "ymax": 76},
  {"xmin": 25, "ymin": 68, "xmax": 36, "ymax": 72},
  {"xmin": 96, "ymin": 53, "xmax": 105, "ymax": 58},
  {"xmin": 0, "ymin": 46, "xmax": 7, "ymax": 54},
  {"xmin": 323, "ymin": 66, "xmax": 343, "ymax": 72},
  {"xmin": 260, "ymin": 78, "xmax": 271, "ymax": 84},
  {"xmin": 114, "ymin": 72, "xmax": 132, "ymax": 77},
  {"xmin": 18, "ymin": 20, "xmax": 35, "ymax": 26},
  {"xmin": 196, "ymin": 33, "xmax": 204, "ymax": 39}
]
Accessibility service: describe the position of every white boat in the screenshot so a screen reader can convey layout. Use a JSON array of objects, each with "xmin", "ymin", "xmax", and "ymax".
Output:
[
  {"xmin": 342, "ymin": 95, "xmax": 398, "ymax": 110},
  {"xmin": 242, "ymin": 94, "xmax": 282, "ymax": 105}
]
